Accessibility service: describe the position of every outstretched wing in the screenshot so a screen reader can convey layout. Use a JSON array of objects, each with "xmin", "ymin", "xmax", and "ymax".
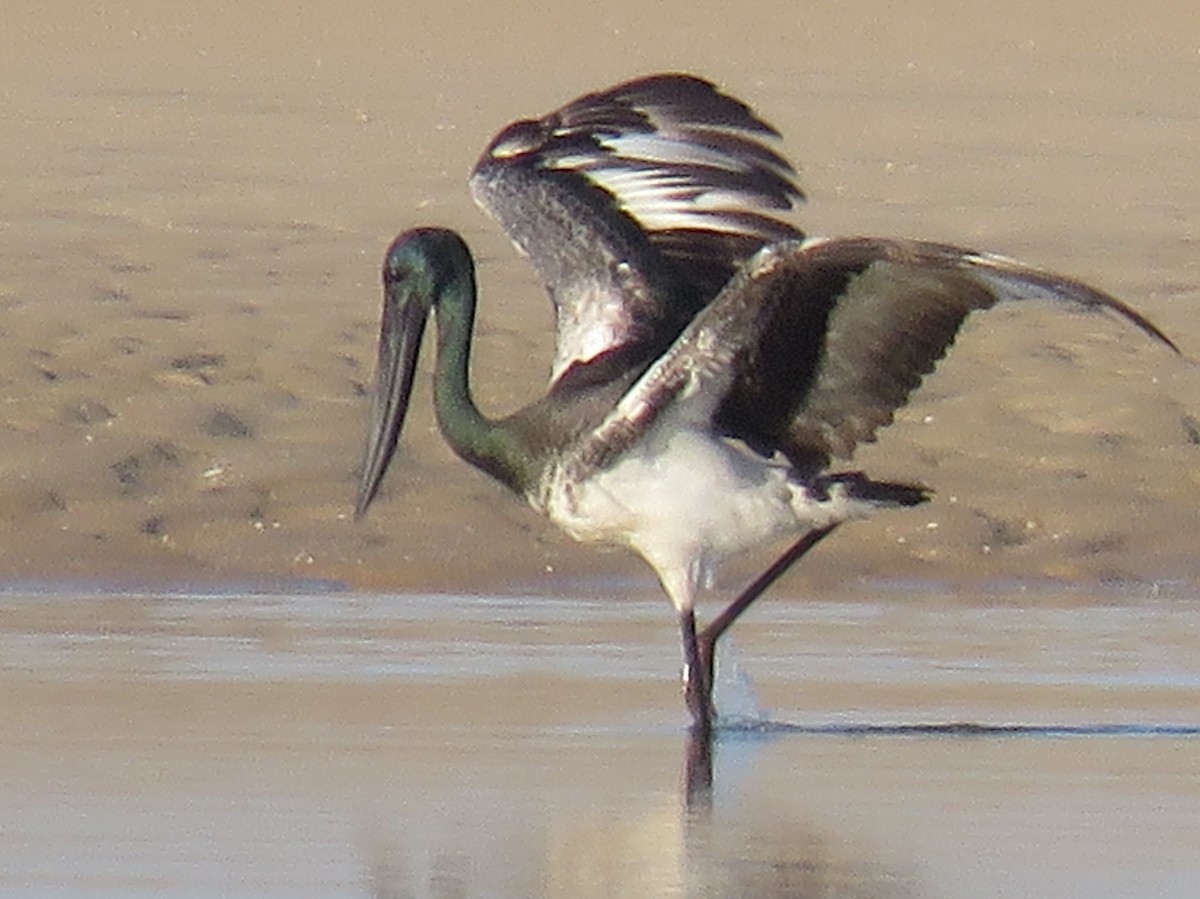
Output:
[
  {"xmin": 561, "ymin": 236, "xmax": 1179, "ymax": 479},
  {"xmin": 470, "ymin": 73, "xmax": 804, "ymax": 384}
]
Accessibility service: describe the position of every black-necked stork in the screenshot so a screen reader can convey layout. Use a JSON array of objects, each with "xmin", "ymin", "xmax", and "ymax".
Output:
[{"xmin": 355, "ymin": 74, "xmax": 1178, "ymax": 734}]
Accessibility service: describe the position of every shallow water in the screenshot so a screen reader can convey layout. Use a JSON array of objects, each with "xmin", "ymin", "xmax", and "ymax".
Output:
[{"xmin": 2, "ymin": 585, "xmax": 1198, "ymax": 897}]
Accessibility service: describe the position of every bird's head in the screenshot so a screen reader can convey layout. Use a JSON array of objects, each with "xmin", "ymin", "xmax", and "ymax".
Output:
[
  {"xmin": 383, "ymin": 227, "xmax": 472, "ymax": 314},
  {"xmin": 355, "ymin": 228, "xmax": 476, "ymax": 518}
]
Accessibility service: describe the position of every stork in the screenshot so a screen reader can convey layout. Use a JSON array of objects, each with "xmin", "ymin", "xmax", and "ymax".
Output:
[{"xmin": 355, "ymin": 74, "xmax": 1178, "ymax": 734}]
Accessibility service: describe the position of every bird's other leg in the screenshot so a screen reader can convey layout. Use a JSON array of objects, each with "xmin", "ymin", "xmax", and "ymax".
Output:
[
  {"xmin": 679, "ymin": 606, "xmax": 715, "ymax": 736},
  {"xmin": 696, "ymin": 523, "xmax": 842, "ymax": 700}
]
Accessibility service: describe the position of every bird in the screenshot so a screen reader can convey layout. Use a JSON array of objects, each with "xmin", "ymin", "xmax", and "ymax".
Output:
[{"xmin": 354, "ymin": 73, "xmax": 1179, "ymax": 734}]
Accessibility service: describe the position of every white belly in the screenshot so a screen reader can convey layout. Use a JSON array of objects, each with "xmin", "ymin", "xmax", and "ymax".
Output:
[{"xmin": 540, "ymin": 426, "xmax": 875, "ymax": 609}]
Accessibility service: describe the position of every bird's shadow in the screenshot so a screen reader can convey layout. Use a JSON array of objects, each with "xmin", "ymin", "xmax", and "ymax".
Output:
[{"xmin": 683, "ymin": 718, "xmax": 1200, "ymax": 810}]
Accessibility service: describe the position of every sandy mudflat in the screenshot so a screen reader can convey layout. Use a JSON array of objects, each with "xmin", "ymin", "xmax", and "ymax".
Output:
[{"xmin": 1, "ymin": 0, "xmax": 1198, "ymax": 596}]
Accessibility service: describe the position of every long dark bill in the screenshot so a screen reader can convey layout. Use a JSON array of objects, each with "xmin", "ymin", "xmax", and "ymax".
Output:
[{"xmin": 354, "ymin": 276, "xmax": 431, "ymax": 519}]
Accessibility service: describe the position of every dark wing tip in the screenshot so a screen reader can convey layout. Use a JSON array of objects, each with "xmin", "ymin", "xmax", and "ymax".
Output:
[
  {"xmin": 958, "ymin": 249, "xmax": 1183, "ymax": 355},
  {"xmin": 1102, "ymin": 297, "xmax": 1181, "ymax": 355},
  {"xmin": 592, "ymin": 73, "xmax": 783, "ymax": 135}
]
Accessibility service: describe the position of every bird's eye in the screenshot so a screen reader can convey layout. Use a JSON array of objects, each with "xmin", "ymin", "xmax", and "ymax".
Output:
[{"xmin": 386, "ymin": 261, "xmax": 415, "ymax": 282}]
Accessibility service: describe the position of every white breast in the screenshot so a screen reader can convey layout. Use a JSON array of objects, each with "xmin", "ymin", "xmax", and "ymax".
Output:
[{"xmin": 540, "ymin": 424, "xmax": 876, "ymax": 611}]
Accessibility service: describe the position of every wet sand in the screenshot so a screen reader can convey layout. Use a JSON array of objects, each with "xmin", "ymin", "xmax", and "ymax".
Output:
[{"xmin": 3, "ymin": 2, "xmax": 1200, "ymax": 896}]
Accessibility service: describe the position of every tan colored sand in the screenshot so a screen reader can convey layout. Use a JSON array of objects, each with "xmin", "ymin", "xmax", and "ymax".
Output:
[{"xmin": 0, "ymin": 0, "xmax": 1197, "ymax": 594}]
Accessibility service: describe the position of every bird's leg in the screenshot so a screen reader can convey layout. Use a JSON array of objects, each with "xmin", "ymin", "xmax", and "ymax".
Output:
[
  {"xmin": 696, "ymin": 523, "xmax": 842, "ymax": 703},
  {"xmin": 683, "ymin": 723, "xmax": 714, "ymax": 810},
  {"xmin": 678, "ymin": 523, "xmax": 840, "ymax": 735},
  {"xmin": 679, "ymin": 607, "xmax": 715, "ymax": 736}
]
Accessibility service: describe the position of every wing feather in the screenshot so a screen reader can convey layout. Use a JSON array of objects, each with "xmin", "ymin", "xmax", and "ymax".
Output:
[
  {"xmin": 561, "ymin": 237, "xmax": 1178, "ymax": 481},
  {"xmin": 469, "ymin": 73, "xmax": 804, "ymax": 382}
]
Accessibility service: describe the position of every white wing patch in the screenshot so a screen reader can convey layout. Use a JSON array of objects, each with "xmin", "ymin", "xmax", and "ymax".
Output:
[
  {"xmin": 549, "ymin": 131, "xmax": 797, "ymax": 239},
  {"xmin": 551, "ymin": 281, "xmax": 636, "ymax": 383}
]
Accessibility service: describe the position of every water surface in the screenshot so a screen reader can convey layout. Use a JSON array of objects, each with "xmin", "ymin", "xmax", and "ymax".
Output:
[{"xmin": 3, "ymin": 586, "xmax": 1198, "ymax": 897}]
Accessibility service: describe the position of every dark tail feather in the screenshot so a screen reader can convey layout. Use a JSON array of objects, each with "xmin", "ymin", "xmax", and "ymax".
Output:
[{"xmin": 815, "ymin": 471, "xmax": 931, "ymax": 508}]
